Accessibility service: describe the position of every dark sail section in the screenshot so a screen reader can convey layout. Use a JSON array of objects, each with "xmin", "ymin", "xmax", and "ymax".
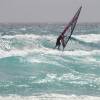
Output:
[{"xmin": 60, "ymin": 6, "xmax": 82, "ymax": 49}]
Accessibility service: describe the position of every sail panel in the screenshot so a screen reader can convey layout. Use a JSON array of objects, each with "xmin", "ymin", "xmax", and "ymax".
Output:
[{"xmin": 61, "ymin": 6, "xmax": 82, "ymax": 49}]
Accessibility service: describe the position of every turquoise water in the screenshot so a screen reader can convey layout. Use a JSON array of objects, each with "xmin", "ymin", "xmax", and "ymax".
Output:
[{"xmin": 0, "ymin": 23, "xmax": 100, "ymax": 99}]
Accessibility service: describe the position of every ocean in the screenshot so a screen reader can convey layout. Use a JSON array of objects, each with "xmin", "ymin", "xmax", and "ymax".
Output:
[{"xmin": 0, "ymin": 23, "xmax": 100, "ymax": 100}]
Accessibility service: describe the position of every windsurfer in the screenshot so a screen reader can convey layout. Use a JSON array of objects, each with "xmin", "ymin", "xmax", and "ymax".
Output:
[
  {"xmin": 54, "ymin": 34, "xmax": 65, "ymax": 50},
  {"xmin": 54, "ymin": 6, "xmax": 82, "ymax": 50}
]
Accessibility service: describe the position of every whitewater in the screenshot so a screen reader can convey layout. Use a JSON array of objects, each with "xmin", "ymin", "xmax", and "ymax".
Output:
[{"xmin": 0, "ymin": 23, "xmax": 100, "ymax": 100}]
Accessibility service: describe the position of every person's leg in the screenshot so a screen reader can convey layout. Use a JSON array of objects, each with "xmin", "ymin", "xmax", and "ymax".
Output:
[
  {"xmin": 57, "ymin": 43, "xmax": 61, "ymax": 50},
  {"xmin": 61, "ymin": 39, "xmax": 66, "ymax": 50},
  {"xmin": 54, "ymin": 40, "xmax": 61, "ymax": 50},
  {"xmin": 58, "ymin": 45, "xmax": 60, "ymax": 50}
]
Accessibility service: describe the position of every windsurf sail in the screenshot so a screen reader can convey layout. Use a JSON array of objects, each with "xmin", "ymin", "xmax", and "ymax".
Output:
[{"xmin": 59, "ymin": 6, "xmax": 82, "ymax": 49}]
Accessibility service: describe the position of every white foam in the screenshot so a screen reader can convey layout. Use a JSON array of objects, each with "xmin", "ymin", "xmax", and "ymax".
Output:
[
  {"xmin": 0, "ymin": 39, "xmax": 11, "ymax": 50},
  {"xmin": 20, "ymin": 28, "xmax": 26, "ymax": 31},
  {"xmin": 16, "ymin": 84, "xmax": 29, "ymax": 88},
  {"xmin": 74, "ymin": 34, "xmax": 100, "ymax": 43},
  {"xmin": 0, "ymin": 48, "xmax": 33, "ymax": 59},
  {"xmin": 82, "ymin": 56, "xmax": 100, "ymax": 64},
  {"xmin": 31, "ymin": 73, "xmax": 99, "ymax": 85},
  {"xmin": 33, "ymin": 48, "xmax": 100, "ymax": 56},
  {"xmin": 0, "ymin": 46, "xmax": 100, "ymax": 60},
  {"xmin": 1, "ymin": 33, "xmax": 100, "ymax": 44},
  {"xmin": 57, "ymin": 73, "xmax": 81, "ymax": 81},
  {"xmin": 0, "ymin": 94, "xmax": 100, "ymax": 100},
  {"xmin": 34, "ymin": 74, "xmax": 57, "ymax": 84},
  {"xmin": 1, "ymin": 34, "xmax": 56, "ymax": 41},
  {"xmin": 26, "ymin": 56, "xmax": 62, "ymax": 67}
]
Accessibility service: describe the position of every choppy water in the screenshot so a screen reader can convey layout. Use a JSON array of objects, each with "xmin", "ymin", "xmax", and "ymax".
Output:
[{"xmin": 0, "ymin": 23, "xmax": 100, "ymax": 100}]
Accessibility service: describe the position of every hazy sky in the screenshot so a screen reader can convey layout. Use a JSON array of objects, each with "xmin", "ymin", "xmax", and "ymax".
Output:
[{"xmin": 0, "ymin": 0, "xmax": 100, "ymax": 23}]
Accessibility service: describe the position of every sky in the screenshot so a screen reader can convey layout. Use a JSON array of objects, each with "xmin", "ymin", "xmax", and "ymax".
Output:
[{"xmin": 0, "ymin": 0, "xmax": 100, "ymax": 23}]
